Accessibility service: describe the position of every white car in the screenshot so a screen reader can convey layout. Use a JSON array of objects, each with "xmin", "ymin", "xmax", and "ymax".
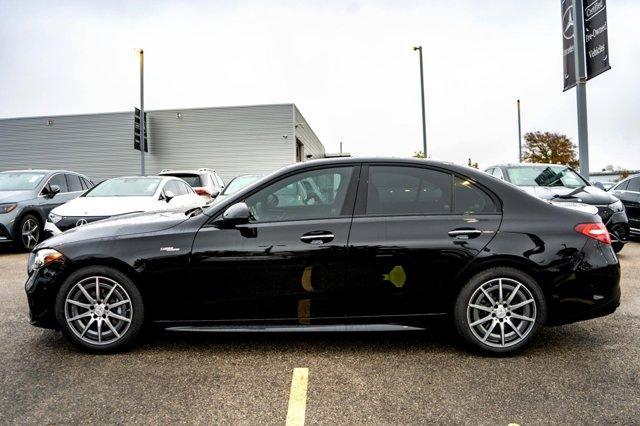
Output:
[
  {"xmin": 44, "ymin": 176, "xmax": 205, "ymax": 236},
  {"xmin": 158, "ymin": 168, "xmax": 224, "ymax": 203}
]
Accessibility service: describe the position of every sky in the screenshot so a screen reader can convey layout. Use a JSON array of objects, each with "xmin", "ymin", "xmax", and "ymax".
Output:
[{"xmin": 1, "ymin": 0, "xmax": 638, "ymax": 172}]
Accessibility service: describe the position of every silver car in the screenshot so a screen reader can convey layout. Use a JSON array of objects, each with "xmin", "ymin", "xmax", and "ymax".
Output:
[{"xmin": 0, "ymin": 170, "xmax": 93, "ymax": 249}]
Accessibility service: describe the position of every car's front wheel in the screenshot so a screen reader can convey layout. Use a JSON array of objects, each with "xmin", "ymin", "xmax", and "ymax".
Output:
[
  {"xmin": 454, "ymin": 267, "xmax": 546, "ymax": 355},
  {"xmin": 18, "ymin": 214, "xmax": 41, "ymax": 251},
  {"xmin": 55, "ymin": 266, "xmax": 144, "ymax": 352}
]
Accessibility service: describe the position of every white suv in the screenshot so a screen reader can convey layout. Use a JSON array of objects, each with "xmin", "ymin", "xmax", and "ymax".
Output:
[{"xmin": 159, "ymin": 168, "xmax": 224, "ymax": 203}]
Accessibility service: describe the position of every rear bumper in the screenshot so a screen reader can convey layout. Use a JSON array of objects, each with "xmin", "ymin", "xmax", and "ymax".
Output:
[{"xmin": 546, "ymin": 239, "xmax": 621, "ymax": 325}]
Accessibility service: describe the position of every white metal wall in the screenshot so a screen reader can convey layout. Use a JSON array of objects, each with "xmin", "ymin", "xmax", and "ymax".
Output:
[{"xmin": 0, "ymin": 104, "xmax": 323, "ymax": 183}]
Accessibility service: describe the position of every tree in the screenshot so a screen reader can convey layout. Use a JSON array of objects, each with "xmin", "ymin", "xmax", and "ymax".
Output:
[
  {"xmin": 413, "ymin": 150, "xmax": 426, "ymax": 159},
  {"xmin": 522, "ymin": 132, "xmax": 579, "ymax": 169},
  {"xmin": 467, "ymin": 158, "xmax": 479, "ymax": 169}
]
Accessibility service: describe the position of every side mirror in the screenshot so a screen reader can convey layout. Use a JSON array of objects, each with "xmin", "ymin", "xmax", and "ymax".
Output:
[
  {"xmin": 592, "ymin": 181, "xmax": 605, "ymax": 190},
  {"xmin": 222, "ymin": 202, "xmax": 250, "ymax": 225},
  {"xmin": 210, "ymin": 189, "xmax": 221, "ymax": 199},
  {"xmin": 164, "ymin": 190, "xmax": 175, "ymax": 203},
  {"xmin": 44, "ymin": 184, "xmax": 61, "ymax": 198}
]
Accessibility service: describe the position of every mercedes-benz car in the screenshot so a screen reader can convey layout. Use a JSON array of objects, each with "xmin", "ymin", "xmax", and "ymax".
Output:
[
  {"xmin": 485, "ymin": 163, "xmax": 629, "ymax": 253},
  {"xmin": 610, "ymin": 174, "xmax": 640, "ymax": 238},
  {"xmin": 0, "ymin": 170, "xmax": 93, "ymax": 249},
  {"xmin": 44, "ymin": 176, "xmax": 205, "ymax": 236},
  {"xmin": 26, "ymin": 158, "xmax": 620, "ymax": 355}
]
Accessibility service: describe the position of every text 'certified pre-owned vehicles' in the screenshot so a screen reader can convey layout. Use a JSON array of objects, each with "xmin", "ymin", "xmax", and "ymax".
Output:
[
  {"xmin": 44, "ymin": 176, "xmax": 205, "ymax": 236},
  {"xmin": 0, "ymin": 170, "xmax": 93, "ymax": 249},
  {"xmin": 26, "ymin": 158, "xmax": 620, "ymax": 355},
  {"xmin": 159, "ymin": 168, "xmax": 224, "ymax": 203},
  {"xmin": 485, "ymin": 163, "xmax": 629, "ymax": 253},
  {"xmin": 610, "ymin": 174, "xmax": 640, "ymax": 238}
]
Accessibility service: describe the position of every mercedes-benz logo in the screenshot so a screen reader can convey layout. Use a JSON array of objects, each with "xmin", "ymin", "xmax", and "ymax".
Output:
[
  {"xmin": 76, "ymin": 219, "xmax": 88, "ymax": 227},
  {"xmin": 563, "ymin": 4, "xmax": 575, "ymax": 40}
]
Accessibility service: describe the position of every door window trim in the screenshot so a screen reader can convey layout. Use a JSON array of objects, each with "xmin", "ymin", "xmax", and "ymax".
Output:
[{"xmin": 206, "ymin": 163, "xmax": 362, "ymax": 226}]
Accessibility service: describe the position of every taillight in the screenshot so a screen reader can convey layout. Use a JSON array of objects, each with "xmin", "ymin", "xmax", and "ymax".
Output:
[
  {"xmin": 194, "ymin": 187, "xmax": 211, "ymax": 196},
  {"xmin": 575, "ymin": 223, "xmax": 611, "ymax": 245}
]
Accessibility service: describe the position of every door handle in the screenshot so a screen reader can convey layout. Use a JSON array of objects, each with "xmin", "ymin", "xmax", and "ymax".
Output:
[
  {"xmin": 448, "ymin": 228, "xmax": 483, "ymax": 239},
  {"xmin": 300, "ymin": 231, "xmax": 335, "ymax": 244}
]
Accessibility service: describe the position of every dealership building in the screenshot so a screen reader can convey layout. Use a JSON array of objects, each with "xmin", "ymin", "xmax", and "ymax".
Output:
[{"xmin": 0, "ymin": 103, "xmax": 325, "ymax": 182}]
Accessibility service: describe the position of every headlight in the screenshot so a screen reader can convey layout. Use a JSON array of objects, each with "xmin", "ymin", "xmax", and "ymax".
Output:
[
  {"xmin": 0, "ymin": 203, "xmax": 17, "ymax": 214},
  {"xmin": 28, "ymin": 249, "xmax": 64, "ymax": 273},
  {"xmin": 48, "ymin": 212, "xmax": 62, "ymax": 224},
  {"xmin": 611, "ymin": 200, "xmax": 624, "ymax": 212}
]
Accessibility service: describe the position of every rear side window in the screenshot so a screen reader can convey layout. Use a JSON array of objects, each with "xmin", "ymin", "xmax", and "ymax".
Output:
[
  {"xmin": 80, "ymin": 177, "xmax": 93, "ymax": 190},
  {"xmin": 366, "ymin": 166, "xmax": 452, "ymax": 215},
  {"xmin": 454, "ymin": 177, "xmax": 498, "ymax": 214},
  {"xmin": 66, "ymin": 174, "xmax": 83, "ymax": 192}
]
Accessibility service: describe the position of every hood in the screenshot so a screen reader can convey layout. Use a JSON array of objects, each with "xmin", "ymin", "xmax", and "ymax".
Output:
[
  {"xmin": 52, "ymin": 196, "xmax": 159, "ymax": 217},
  {"xmin": 519, "ymin": 185, "xmax": 618, "ymax": 206},
  {"xmin": 41, "ymin": 210, "xmax": 190, "ymax": 248},
  {"xmin": 0, "ymin": 190, "xmax": 34, "ymax": 203}
]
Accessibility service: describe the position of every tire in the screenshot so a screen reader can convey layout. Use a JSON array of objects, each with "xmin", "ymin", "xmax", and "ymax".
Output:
[
  {"xmin": 453, "ymin": 267, "xmax": 546, "ymax": 355},
  {"xmin": 612, "ymin": 242, "xmax": 624, "ymax": 254},
  {"xmin": 17, "ymin": 214, "xmax": 41, "ymax": 251},
  {"xmin": 55, "ymin": 266, "xmax": 145, "ymax": 352}
]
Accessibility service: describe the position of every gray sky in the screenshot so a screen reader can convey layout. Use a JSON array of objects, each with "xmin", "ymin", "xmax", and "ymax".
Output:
[{"xmin": 1, "ymin": 0, "xmax": 638, "ymax": 171}]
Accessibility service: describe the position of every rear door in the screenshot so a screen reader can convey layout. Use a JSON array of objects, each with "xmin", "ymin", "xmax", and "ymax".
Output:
[{"xmin": 344, "ymin": 164, "xmax": 502, "ymax": 318}]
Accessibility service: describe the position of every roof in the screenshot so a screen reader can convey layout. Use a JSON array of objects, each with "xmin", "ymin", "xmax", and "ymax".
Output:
[{"xmin": 0, "ymin": 169, "xmax": 87, "ymax": 175}]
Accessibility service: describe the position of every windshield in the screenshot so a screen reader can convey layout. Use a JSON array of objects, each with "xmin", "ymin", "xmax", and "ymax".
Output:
[
  {"xmin": 221, "ymin": 175, "xmax": 262, "ymax": 195},
  {"xmin": 0, "ymin": 172, "xmax": 46, "ymax": 191},
  {"xmin": 506, "ymin": 165, "xmax": 587, "ymax": 188},
  {"xmin": 85, "ymin": 177, "xmax": 161, "ymax": 197}
]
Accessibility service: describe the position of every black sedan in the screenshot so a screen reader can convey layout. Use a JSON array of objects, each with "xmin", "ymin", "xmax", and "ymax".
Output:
[
  {"xmin": 25, "ymin": 158, "xmax": 620, "ymax": 355},
  {"xmin": 610, "ymin": 174, "xmax": 640, "ymax": 239},
  {"xmin": 485, "ymin": 163, "xmax": 629, "ymax": 253}
]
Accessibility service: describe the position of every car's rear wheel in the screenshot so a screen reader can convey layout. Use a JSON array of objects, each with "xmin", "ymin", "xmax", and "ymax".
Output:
[
  {"xmin": 18, "ymin": 214, "xmax": 41, "ymax": 250},
  {"xmin": 55, "ymin": 266, "xmax": 144, "ymax": 352},
  {"xmin": 454, "ymin": 267, "xmax": 546, "ymax": 355}
]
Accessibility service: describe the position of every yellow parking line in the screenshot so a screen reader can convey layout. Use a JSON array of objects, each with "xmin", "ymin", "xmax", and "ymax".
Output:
[{"xmin": 285, "ymin": 368, "xmax": 309, "ymax": 426}]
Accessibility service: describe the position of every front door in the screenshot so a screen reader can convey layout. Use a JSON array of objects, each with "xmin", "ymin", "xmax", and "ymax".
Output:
[
  {"xmin": 345, "ymin": 164, "xmax": 502, "ymax": 319},
  {"xmin": 189, "ymin": 165, "xmax": 360, "ymax": 323}
]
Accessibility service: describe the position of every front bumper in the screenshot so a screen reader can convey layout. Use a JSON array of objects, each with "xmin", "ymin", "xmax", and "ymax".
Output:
[
  {"xmin": 0, "ymin": 208, "xmax": 20, "ymax": 242},
  {"xmin": 43, "ymin": 221, "xmax": 62, "ymax": 238},
  {"xmin": 25, "ymin": 257, "xmax": 70, "ymax": 329}
]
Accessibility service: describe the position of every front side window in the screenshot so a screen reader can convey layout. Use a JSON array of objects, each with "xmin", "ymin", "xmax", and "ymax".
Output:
[
  {"xmin": 85, "ymin": 177, "xmax": 161, "ymax": 197},
  {"xmin": 627, "ymin": 177, "xmax": 640, "ymax": 193},
  {"xmin": 245, "ymin": 167, "xmax": 354, "ymax": 223},
  {"xmin": 366, "ymin": 166, "xmax": 452, "ymax": 215},
  {"xmin": 47, "ymin": 174, "xmax": 69, "ymax": 193},
  {"xmin": 454, "ymin": 177, "xmax": 498, "ymax": 214},
  {"xmin": 0, "ymin": 172, "xmax": 46, "ymax": 191}
]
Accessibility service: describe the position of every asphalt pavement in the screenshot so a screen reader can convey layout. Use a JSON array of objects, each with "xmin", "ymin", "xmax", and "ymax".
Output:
[{"xmin": 0, "ymin": 243, "xmax": 639, "ymax": 424}]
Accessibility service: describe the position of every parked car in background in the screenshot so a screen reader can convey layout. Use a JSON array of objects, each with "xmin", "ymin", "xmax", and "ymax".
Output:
[
  {"xmin": 159, "ymin": 168, "xmax": 224, "ymax": 203},
  {"xmin": 213, "ymin": 174, "xmax": 263, "ymax": 203},
  {"xmin": 485, "ymin": 163, "xmax": 629, "ymax": 253},
  {"xmin": 27, "ymin": 158, "xmax": 619, "ymax": 355},
  {"xmin": 610, "ymin": 174, "xmax": 640, "ymax": 238},
  {"xmin": 0, "ymin": 170, "xmax": 93, "ymax": 249},
  {"xmin": 44, "ymin": 176, "xmax": 205, "ymax": 236}
]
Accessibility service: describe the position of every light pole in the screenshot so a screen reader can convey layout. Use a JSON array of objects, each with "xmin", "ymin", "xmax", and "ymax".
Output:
[
  {"xmin": 517, "ymin": 99, "xmax": 522, "ymax": 162},
  {"xmin": 413, "ymin": 46, "xmax": 427, "ymax": 158},
  {"xmin": 572, "ymin": 0, "xmax": 590, "ymax": 179},
  {"xmin": 135, "ymin": 48, "xmax": 145, "ymax": 175}
]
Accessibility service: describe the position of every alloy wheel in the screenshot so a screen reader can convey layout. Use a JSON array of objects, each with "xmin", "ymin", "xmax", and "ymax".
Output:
[
  {"xmin": 21, "ymin": 218, "xmax": 40, "ymax": 249},
  {"xmin": 467, "ymin": 278, "xmax": 537, "ymax": 348},
  {"xmin": 64, "ymin": 276, "xmax": 133, "ymax": 345}
]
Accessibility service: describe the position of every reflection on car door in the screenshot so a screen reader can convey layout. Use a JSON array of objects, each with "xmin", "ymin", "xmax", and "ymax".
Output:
[
  {"xmin": 186, "ymin": 165, "xmax": 360, "ymax": 323},
  {"xmin": 345, "ymin": 164, "xmax": 503, "ymax": 319}
]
